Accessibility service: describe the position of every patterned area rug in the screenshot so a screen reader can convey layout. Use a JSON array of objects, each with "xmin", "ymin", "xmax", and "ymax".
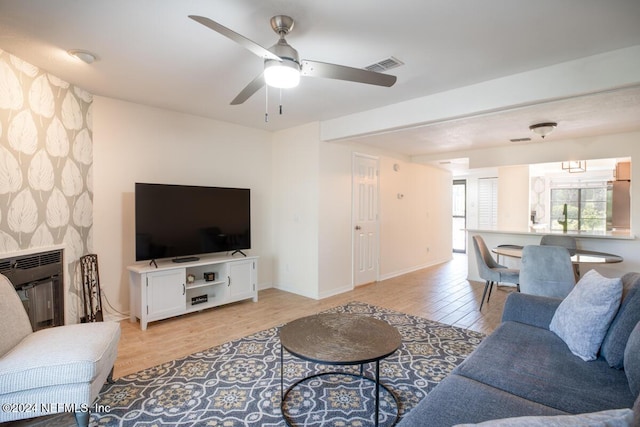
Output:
[{"xmin": 12, "ymin": 302, "xmax": 484, "ymax": 426}]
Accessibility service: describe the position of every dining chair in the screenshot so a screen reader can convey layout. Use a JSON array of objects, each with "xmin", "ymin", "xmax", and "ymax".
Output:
[
  {"xmin": 519, "ymin": 245, "xmax": 576, "ymax": 298},
  {"xmin": 540, "ymin": 234, "xmax": 577, "ymax": 254},
  {"xmin": 472, "ymin": 235, "xmax": 520, "ymax": 311},
  {"xmin": 540, "ymin": 234, "xmax": 581, "ymax": 276}
]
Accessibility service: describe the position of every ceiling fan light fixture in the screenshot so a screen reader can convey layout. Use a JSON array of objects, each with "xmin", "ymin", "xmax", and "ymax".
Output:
[
  {"xmin": 529, "ymin": 122, "xmax": 557, "ymax": 138},
  {"xmin": 189, "ymin": 14, "xmax": 397, "ymax": 106},
  {"xmin": 264, "ymin": 59, "xmax": 300, "ymax": 88}
]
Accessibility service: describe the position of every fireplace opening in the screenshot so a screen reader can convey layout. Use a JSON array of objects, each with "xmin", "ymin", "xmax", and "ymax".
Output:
[{"xmin": 0, "ymin": 249, "xmax": 64, "ymax": 331}]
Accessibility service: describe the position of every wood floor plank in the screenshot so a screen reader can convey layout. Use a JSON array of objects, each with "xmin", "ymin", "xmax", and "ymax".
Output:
[{"xmin": 113, "ymin": 254, "xmax": 511, "ymax": 378}]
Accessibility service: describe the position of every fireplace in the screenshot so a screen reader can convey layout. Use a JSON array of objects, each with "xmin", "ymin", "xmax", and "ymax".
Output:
[{"xmin": 0, "ymin": 249, "xmax": 64, "ymax": 331}]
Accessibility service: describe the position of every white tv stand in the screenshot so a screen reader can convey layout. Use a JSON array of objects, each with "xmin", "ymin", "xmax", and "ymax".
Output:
[{"xmin": 128, "ymin": 255, "xmax": 258, "ymax": 330}]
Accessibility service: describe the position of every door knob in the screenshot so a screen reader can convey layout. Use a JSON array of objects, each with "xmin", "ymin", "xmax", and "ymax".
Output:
[{"xmin": 355, "ymin": 225, "xmax": 362, "ymax": 230}]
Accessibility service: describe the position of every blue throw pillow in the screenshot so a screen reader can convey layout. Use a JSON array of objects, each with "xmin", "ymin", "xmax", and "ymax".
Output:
[
  {"xmin": 550, "ymin": 269, "xmax": 623, "ymax": 361},
  {"xmin": 601, "ymin": 272, "xmax": 640, "ymax": 368}
]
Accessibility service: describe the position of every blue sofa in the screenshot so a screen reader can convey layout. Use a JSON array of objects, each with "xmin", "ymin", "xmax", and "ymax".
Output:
[{"xmin": 398, "ymin": 272, "xmax": 640, "ymax": 426}]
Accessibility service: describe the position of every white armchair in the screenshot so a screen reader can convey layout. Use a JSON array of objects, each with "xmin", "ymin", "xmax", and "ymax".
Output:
[{"xmin": 0, "ymin": 273, "xmax": 120, "ymax": 426}]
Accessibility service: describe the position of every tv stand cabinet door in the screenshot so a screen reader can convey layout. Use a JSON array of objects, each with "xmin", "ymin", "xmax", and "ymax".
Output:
[
  {"xmin": 146, "ymin": 269, "xmax": 187, "ymax": 326},
  {"xmin": 228, "ymin": 259, "xmax": 257, "ymax": 302}
]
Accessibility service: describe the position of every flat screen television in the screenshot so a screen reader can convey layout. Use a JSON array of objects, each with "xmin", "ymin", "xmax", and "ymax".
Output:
[{"xmin": 135, "ymin": 183, "xmax": 251, "ymax": 262}]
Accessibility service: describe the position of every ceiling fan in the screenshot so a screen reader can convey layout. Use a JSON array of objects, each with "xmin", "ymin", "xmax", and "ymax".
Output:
[{"xmin": 188, "ymin": 15, "xmax": 397, "ymax": 105}]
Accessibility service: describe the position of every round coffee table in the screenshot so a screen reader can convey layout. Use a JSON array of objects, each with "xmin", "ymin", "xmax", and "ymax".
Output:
[{"xmin": 279, "ymin": 313, "xmax": 402, "ymax": 426}]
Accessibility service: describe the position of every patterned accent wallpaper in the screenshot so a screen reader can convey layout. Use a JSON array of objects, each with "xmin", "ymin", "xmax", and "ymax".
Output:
[{"xmin": 0, "ymin": 49, "xmax": 93, "ymax": 322}]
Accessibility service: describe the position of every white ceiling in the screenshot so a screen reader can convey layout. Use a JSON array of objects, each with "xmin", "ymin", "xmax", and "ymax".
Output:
[
  {"xmin": 1, "ymin": 0, "xmax": 640, "ymax": 157},
  {"xmin": 351, "ymin": 87, "xmax": 640, "ymax": 156}
]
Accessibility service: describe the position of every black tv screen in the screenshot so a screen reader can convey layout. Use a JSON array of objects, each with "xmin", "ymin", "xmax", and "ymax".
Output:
[{"xmin": 135, "ymin": 183, "xmax": 251, "ymax": 261}]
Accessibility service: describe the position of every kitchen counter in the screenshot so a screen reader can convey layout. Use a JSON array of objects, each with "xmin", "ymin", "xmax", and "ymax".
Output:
[
  {"xmin": 466, "ymin": 229, "xmax": 637, "ymax": 284},
  {"xmin": 467, "ymin": 228, "xmax": 635, "ymax": 240}
]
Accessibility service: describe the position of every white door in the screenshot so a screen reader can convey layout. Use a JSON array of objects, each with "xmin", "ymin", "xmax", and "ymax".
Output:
[{"xmin": 352, "ymin": 154, "xmax": 379, "ymax": 286}]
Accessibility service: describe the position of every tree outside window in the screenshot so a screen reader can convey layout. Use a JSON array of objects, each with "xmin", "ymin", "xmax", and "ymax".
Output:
[{"xmin": 550, "ymin": 186, "xmax": 607, "ymax": 232}]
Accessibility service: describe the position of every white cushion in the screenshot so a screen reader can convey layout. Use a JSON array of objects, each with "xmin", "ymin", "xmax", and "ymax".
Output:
[
  {"xmin": 0, "ymin": 321, "xmax": 120, "ymax": 394},
  {"xmin": 550, "ymin": 269, "xmax": 623, "ymax": 361},
  {"xmin": 0, "ymin": 275, "xmax": 33, "ymax": 357}
]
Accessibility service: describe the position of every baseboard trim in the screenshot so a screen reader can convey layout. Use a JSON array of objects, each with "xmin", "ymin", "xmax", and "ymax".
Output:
[
  {"xmin": 317, "ymin": 284, "xmax": 353, "ymax": 300},
  {"xmin": 378, "ymin": 257, "xmax": 451, "ymax": 281},
  {"xmin": 272, "ymin": 284, "xmax": 319, "ymax": 300}
]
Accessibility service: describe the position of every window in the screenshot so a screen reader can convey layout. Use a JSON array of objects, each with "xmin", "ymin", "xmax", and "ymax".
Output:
[
  {"xmin": 452, "ymin": 179, "xmax": 466, "ymax": 253},
  {"xmin": 550, "ymin": 183, "xmax": 608, "ymax": 232}
]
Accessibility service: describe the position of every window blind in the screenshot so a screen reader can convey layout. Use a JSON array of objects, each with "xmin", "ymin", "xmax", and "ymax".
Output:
[{"xmin": 478, "ymin": 177, "xmax": 498, "ymax": 229}]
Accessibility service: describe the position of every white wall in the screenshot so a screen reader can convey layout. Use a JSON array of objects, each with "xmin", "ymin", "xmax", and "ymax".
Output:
[
  {"xmin": 271, "ymin": 124, "xmax": 454, "ymax": 299},
  {"xmin": 93, "ymin": 97, "xmax": 456, "ymax": 313},
  {"xmin": 379, "ymin": 157, "xmax": 452, "ymax": 279},
  {"xmin": 315, "ymin": 144, "xmax": 454, "ymax": 298},
  {"xmin": 92, "ymin": 96, "xmax": 274, "ymax": 316},
  {"xmin": 317, "ymin": 141, "xmax": 354, "ymax": 298},
  {"xmin": 271, "ymin": 122, "xmax": 320, "ymax": 299},
  {"xmin": 498, "ymin": 165, "xmax": 530, "ymax": 230}
]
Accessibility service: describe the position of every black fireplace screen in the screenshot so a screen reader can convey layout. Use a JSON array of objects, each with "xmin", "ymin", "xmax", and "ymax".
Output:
[{"xmin": 0, "ymin": 250, "xmax": 64, "ymax": 331}]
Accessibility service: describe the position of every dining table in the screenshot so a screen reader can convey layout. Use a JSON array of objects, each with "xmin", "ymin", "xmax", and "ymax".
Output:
[{"xmin": 492, "ymin": 244, "xmax": 623, "ymax": 277}]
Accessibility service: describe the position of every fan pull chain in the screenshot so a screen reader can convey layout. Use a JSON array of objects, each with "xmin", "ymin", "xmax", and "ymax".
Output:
[
  {"xmin": 265, "ymin": 84, "xmax": 269, "ymax": 123},
  {"xmin": 279, "ymin": 89, "xmax": 283, "ymax": 115}
]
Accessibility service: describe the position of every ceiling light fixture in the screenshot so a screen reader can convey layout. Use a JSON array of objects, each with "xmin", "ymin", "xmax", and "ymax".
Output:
[
  {"xmin": 67, "ymin": 49, "xmax": 97, "ymax": 64},
  {"xmin": 529, "ymin": 122, "xmax": 557, "ymax": 139},
  {"xmin": 263, "ymin": 58, "xmax": 300, "ymax": 88},
  {"xmin": 562, "ymin": 160, "xmax": 587, "ymax": 173},
  {"xmin": 262, "ymin": 22, "xmax": 301, "ymax": 90}
]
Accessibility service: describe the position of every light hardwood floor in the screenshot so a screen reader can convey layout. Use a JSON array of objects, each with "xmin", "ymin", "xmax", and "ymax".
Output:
[{"xmin": 114, "ymin": 253, "xmax": 516, "ymax": 378}]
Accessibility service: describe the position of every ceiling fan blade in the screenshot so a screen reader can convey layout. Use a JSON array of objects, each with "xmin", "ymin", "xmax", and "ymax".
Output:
[
  {"xmin": 230, "ymin": 73, "xmax": 265, "ymax": 105},
  {"xmin": 301, "ymin": 60, "xmax": 397, "ymax": 87},
  {"xmin": 189, "ymin": 15, "xmax": 281, "ymax": 61}
]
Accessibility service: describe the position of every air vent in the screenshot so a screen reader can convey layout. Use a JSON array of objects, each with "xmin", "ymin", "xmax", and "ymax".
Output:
[
  {"xmin": 40, "ymin": 250, "xmax": 63, "ymax": 266},
  {"xmin": 0, "ymin": 250, "xmax": 63, "ymax": 275},
  {"xmin": 15, "ymin": 251, "xmax": 62, "ymax": 270},
  {"xmin": 0, "ymin": 260, "xmax": 11, "ymax": 274},
  {"xmin": 510, "ymin": 137, "xmax": 532, "ymax": 143},
  {"xmin": 365, "ymin": 56, "xmax": 404, "ymax": 73},
  {"xmin": 16, "ymin": 255, "xmax": 42, "ymax": 270}
]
